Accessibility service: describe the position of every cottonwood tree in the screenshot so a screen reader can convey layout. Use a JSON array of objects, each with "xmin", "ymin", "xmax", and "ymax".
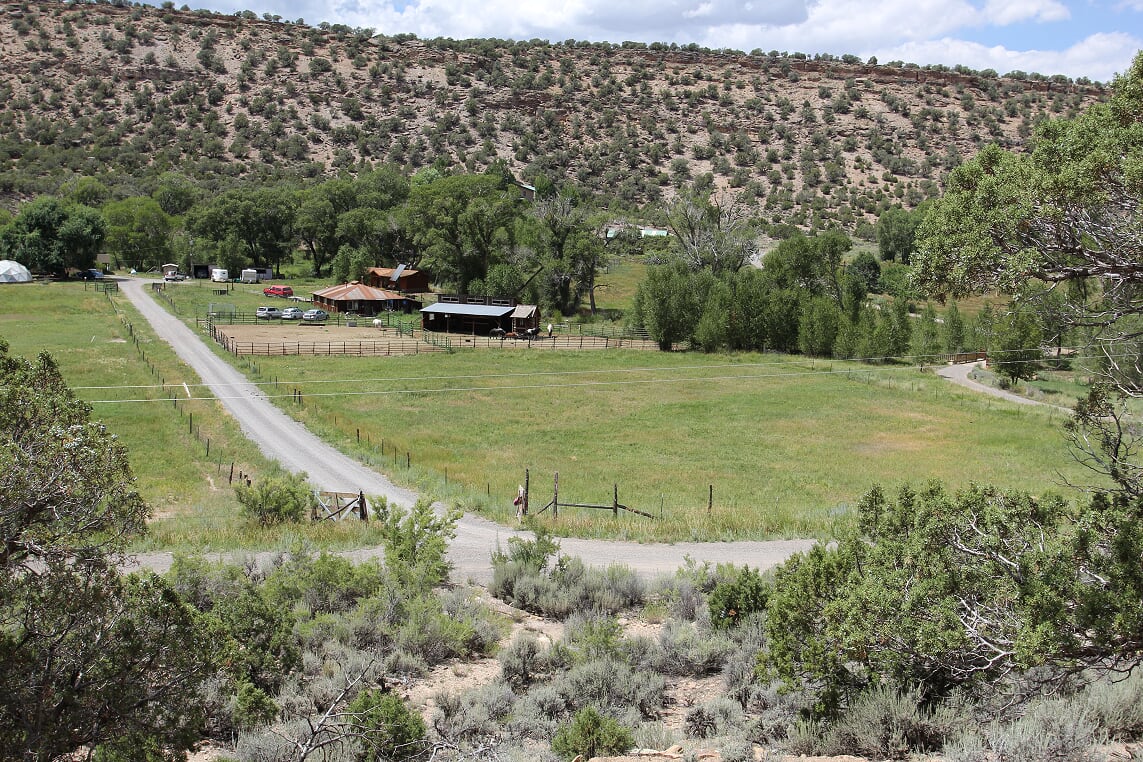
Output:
[
  {"xmin": 0, "ymin": 196, "xmax": 106, "ymax": 274},
  {"xmin": 0, "ymin": 341, "xmax": 214, "ymax": 759},
  {"xmin": 664, "ymin": 188, "xmax": 757, "ymax": 275}
]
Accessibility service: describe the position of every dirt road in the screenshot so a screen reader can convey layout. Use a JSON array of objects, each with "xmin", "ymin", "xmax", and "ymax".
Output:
[
  {"xmin": 935, "ymin": 361, "xmax": 1072, "ymax": 412},
  {"xmin": 119, "ymin": 279, "xmax": 815, "ymax": 582}
]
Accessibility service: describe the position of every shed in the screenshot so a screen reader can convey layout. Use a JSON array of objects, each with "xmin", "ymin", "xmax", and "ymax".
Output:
[
  {"xmin": 421, "ymin": 302, "xmax": 514, "ymax": 335},
  {"xmin": 364, "ymin": 266, "xmax": 431, "ymax": 294},
  {"xmin": 510, "ymin": 303, "xmax": 540, "ymax": 333},
  {"xmin": 311, "ymin": 282, "xmax": 423, "ymax": 316}
]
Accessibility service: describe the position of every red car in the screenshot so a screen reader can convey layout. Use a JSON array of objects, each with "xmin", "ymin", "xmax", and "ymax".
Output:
[{"xmin": 263, "ymin": 285, "xmax": 293, "ymax": 298}]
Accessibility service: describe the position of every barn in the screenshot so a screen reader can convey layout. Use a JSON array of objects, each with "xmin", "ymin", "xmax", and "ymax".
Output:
[
  {"xmin": 364, "ymin": 265, "xmax": 431, "ymax": 294},
  {"xmin": 420, "ymin": 295, "xmax": 541, "ymax": 335},
  {"xmin": 311, "ymin": 282, "xmax": 422, "ymax": 316}
]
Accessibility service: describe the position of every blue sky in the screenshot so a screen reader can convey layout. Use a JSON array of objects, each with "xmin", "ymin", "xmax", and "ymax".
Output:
[{"xmin": 194, "ymin": 0, "xmax": 1141, "ymax": 82}]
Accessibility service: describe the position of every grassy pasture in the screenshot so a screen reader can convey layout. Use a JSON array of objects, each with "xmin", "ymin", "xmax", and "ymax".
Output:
[
  {"xmin": 6, "ymin": 279, "xmax": 1096, "ymax": 546},
  {"xmin": 0, "ymin": 280, "xmax": 391, "ymax": 553},
  {"xmin": 235, "ymin": 347, "xmax": 1092, "ymax": 541}
]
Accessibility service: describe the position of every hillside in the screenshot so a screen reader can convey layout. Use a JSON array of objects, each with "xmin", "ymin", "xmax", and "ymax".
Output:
[{"xmin": 0, "ymin": 1, "xmax": 1106, "ymax": 227}]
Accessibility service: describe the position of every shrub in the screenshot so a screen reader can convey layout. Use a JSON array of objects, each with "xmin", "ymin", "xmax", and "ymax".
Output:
[
  {"xmin": 1078, "ymin": 671, "xmax": 1143, "ymax": 740},
  {"xmin": 234, "ymin": 469, "xmax": 315, "ymax": 525},
  {"xmin": 551, "ymin": 706, "xmax": 634, "ymax": 761},
  {"xmin": 685, "ymin": 696, "xmax": 745, "ymax": 739},
  {"xmin": 708, "ymin": 566, "xmax": 768, "ymax": 629},
  {"xmin": 232, "ymin": 682, "xmax": 277, "ymax": 729},
  {"xmin": 943, "ymin": 697, "xmax": 1103, "ymax": 762},
  {"xmin": 556, "ymin": 658, "xmax": 664, "ymax": 721},
  {"xmin": 657, "ymin": 620, "xmax": 732, "ymax": 676},
  {"xmin": 499, "ymin": 633, "xmax": 551, "ymax": 688},
  {"xmin": 821, "ymin": 685, "xmax": 971, "ymax": 760},
  {"xmin": 344, "ymin": 690, "xmax": 427, "ymax": 762}
]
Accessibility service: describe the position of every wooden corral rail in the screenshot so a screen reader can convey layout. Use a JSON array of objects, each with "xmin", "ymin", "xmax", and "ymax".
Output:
[{"xmin": 222, "ymin": 338, "xmax": 448, "ymax": 357}]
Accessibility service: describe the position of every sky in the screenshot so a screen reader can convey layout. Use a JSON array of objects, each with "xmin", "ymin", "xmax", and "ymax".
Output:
[{"xmin": 193, "ymin": 0, "xmax": 1141, "ymax": 83}]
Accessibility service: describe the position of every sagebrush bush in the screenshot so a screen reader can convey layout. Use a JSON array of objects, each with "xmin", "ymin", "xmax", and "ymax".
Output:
[
  {"xmin": 432, "ymin": 681, "xmax": 516, "ymax": 748},
  {"xmin": 656, "ymin": 619, "xmax": 732, "ymax": 676},
  {"xmin": 944, "ymin": 698, "xmax": 1104, "ymax": 762},
  {"xmin": 499, "ymin": 632, "xmax": 551, "ymax": 688},
  {"xmin": 395, "ymin": 594, "xmax": 476, "ymax": 664},
  {"xmin": 508, "ymin": 683, "xmax": 567, "ymax": 739},
  {"xmin": 556, "ymin": 658, "xmax": 664, "ymax": 721},
  {"xmin": 820, "ymin": 685, "xmax": 972, "ymax": 760},
  {"xmin": 1078, "ymin": 671, "xmax": 1143, "ymax": 740},
  {"xmin": 718, "ymin": 737, "xmax": 754, "ymax": 762},
  {"xmin": 491, "ymin": 546, "xmax": 644, "ymax": 618},
  {"xmin": 633, "ymin": 721, "xmax": 681, "ymax": 750},
  {"xmin": 563, "ymin": 612, "xmax": 624, "ymax": 660}
]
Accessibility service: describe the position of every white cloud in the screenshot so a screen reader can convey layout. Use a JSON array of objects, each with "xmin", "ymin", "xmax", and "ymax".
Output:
[
  {"xmin": 982, "ymin": 0, "xmax": 1070, "ymax": 25},
  {"xmin": 208, "ymin": 0, "xmax": 1139, "ymax": 80}
]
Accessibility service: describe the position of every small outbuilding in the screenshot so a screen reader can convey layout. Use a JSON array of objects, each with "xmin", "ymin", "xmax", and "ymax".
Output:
[
  {"xmin": 421, "ymin": 295, "xmax": 540, "ymax": 335},
  {"xmin": 311, "ymin": 282, "xmax": 422, "ymax": 316},
  {"xmin": 0, "ymin": 260, "xmax": 31, "ymax": 283},
  {"xmin": 364, "ymin": 265, "xmax": 431, "ymax": 294}
]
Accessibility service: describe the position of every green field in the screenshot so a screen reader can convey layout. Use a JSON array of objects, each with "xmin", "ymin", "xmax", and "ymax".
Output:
[
  {"xmin": 2, "ymin": 279, "xmax": 1098, "ymax": 544},
  {"xmin": 228, "ymin": 346, "xmax": 1091, "ymax": 541},
  {"xmin": 0, "ymin": 281, "xmax": 392, "ymax": 553}
]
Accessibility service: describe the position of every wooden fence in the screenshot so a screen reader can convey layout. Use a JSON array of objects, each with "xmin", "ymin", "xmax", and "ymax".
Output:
[{"xmin": 218, "ymin": 337, "xmax": 448, "ymax": 357}]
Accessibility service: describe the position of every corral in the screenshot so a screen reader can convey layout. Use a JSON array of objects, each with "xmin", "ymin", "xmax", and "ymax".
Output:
[{"xmin": 211, "ymin": 322, "xmax": 663, "ymax": 356}]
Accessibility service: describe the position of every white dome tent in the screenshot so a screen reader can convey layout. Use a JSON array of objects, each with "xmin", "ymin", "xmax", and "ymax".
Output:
[{"xmin": 0, "ymin": 260, "xmax": 31, "ymax": 284}]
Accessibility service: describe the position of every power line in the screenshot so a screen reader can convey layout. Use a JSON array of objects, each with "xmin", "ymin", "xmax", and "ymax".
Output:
[{"xmin": 66, "ymin": 345, "xmax": 1110, "ymax": 393}]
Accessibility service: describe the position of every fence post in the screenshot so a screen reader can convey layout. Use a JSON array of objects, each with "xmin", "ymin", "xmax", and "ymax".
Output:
[
  {"xmin": 613, "ymin": 484, "xmax": 618, "ymax": 518},
  {"xmin": 524, "ymin": 468, "xmax": 530, "ymax": 517},
  {"xmin": 553, "ymin": 471, "xmax": 558, "ymax": 519},
  {"xmin": 708, "ymin": 484, "xmax": 713, "ymax": 516}
]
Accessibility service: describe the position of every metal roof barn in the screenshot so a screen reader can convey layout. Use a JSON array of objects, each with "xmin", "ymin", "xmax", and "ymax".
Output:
[{"xmin": 421, "ymin": 302, "xmax": 514, "ymax": 335}]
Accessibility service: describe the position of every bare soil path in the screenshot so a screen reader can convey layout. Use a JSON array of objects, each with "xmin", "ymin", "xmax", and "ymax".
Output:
[
  {"xmin": 935, "ymin": 361, "xmax": 1072, "ymax": 412},
  {"xmin": 119, "ymin": 279, "xmax": 815, "ymax": 582}
]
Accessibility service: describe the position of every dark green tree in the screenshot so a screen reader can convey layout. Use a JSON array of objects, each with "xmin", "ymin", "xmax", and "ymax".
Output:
[
  {"xmin": 876, "ymin": 205, "xmax": 922, "ymax": 263},
  {"xmin": 0, "ymin": 196, "xmax": 106, "ymax": 274},
  {"xmin": 344, "ymin": 690, "xmax": 427, "ymax": 762},
  {"xmin": 103, "ymin": 196, "xmax": 173, "ymax": 270},
  {"xmin": 0, "ymin": 341, "xmax": 213, "ymax": 760},
  {"xmin": 190, "ymin": 186, "xmax": 296, "ymax": 272},
  {"xmin": 993, "ymin": 307, "xmax": 1043, "ymax": 382}
]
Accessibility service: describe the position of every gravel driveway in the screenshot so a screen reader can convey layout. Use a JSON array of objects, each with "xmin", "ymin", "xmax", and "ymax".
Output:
[{"xmin": 119, "ymin": 279, "xmax": 815, "ymax": 582}]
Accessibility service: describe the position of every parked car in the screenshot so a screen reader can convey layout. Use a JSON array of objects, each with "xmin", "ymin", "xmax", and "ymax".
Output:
[
  {"xmin": 302, "ymin": 309, "xmax": 329, "ymax": 322},
  {"xmin": 77, "ymin": 268, "xmax": 104, "ymax": 280},
  {"xmin": 163, "ymin": 272, "xmax": 186, "ymax": 282},
  {"xmin": 255, "ymin": 306, "xmax": 282, "ymax": 319},
  {"xmin": 281, "ymin": 307, "xmax": 304, "ymax": 320},
  {"xmin": 264, "ymin": 285, "xmax": 293, "ymax": 298}
]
